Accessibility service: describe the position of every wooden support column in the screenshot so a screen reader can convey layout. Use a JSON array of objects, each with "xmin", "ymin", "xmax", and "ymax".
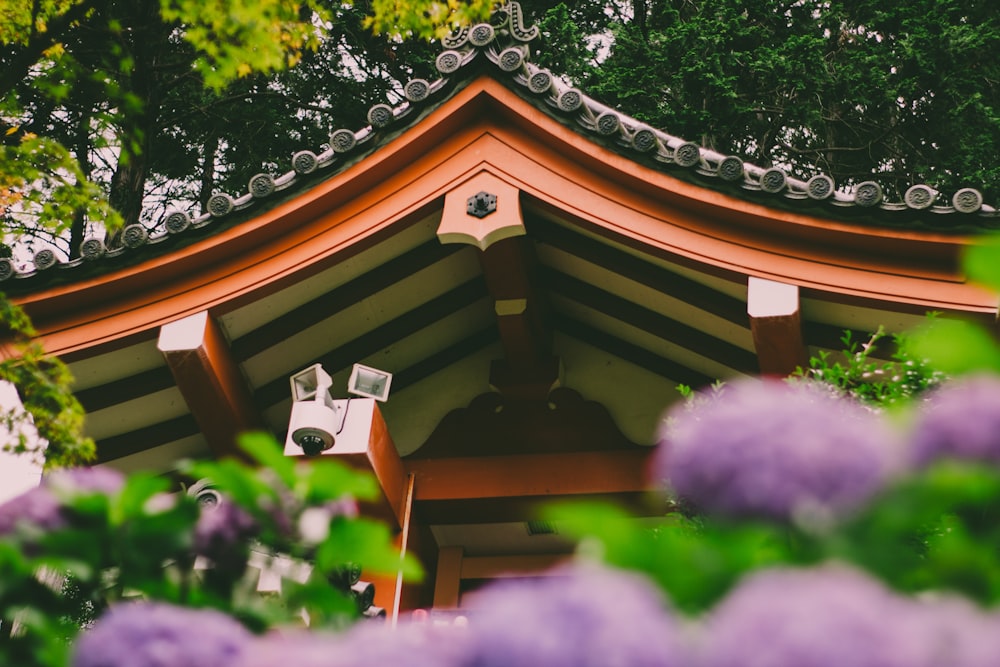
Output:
[
  {"xmin": 157, "ymin": 311, "xmax": 262, "ymax": 459},
  {"xmin": 747, "ymin": 277, "xmax": 809, "ymax": 376},
  {"xmin": 433, "ymin": 546, "xmax": 464, "ymax": 609},
  {"xmin": 289, "ymin": 402, "xmax": 437, "ymax": 614}
]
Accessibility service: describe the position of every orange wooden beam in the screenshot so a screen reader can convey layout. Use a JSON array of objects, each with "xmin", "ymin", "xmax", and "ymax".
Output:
[
  {"xmin": 405, "ymin": 449, "xmax": 653, "ymax": 501},
  {"xmin": 157, "ymin": 311, "xmax": 262, "ymax": 459},
  {"xmin": 433, "ymin": 546, "xmax": 464, "ymax": 608},
  {"xmin": 747, "ymin": 277, "xmax": 809, "ymax": 376},
  {"xmin": 460, "ymin": 554, "xmax": 568, "ymax": 580}
]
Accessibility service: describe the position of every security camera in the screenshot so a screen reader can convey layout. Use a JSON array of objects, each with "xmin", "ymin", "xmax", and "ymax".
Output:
[
  {"xmin": 186, "ymin": 478, "xmax": 222, "ymax": 510},
  {"xmin": 286, "ymin": 364, "xmax": 341, "ymax": 457}
]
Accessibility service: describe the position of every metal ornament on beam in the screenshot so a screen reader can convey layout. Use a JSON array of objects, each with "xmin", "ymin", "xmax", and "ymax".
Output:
[{"xmin": 437, "ymin": 169, "xmax": 526, "ymax": 251}]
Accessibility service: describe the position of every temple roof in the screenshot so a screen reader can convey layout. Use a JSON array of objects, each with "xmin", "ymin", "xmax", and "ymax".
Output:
[{"xmin": 4, "ymin": 2, "xmax": 999, "ymax": 287}]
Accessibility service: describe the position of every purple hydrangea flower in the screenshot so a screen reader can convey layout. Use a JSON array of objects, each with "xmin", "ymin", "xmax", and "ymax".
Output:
[
  {"xmin": 194, "ymin": 500, "xmax": 258, "ymax": 568},
  {"xmin": 0, "ymin": 485, "xmax": 64, "ymax": 534},
  {"xmin": 653, "ymin": 379, "xmax": 900, "ymax": 521},
  {"xmin": 700, "ymin": 564, "xmax": 930, "ymax": 667},
  {"xmin": 910, "ymin": 594, "xmax": 1000, "ymax": 667},
  {"xmin": 909, "ymin": 375, "xmax": 1000, "ymax": 467},
  {"xmin": 46, "ymin": 466, "xmax": 125, "ymax": 496},
  {"xmin": 238, "ymin": 620, "xmax": 464, "ymax": 667},
  {"xmin": 72, "ymin": 602, "xmax": 251, "ymax": 667},
  {"xmin": 457, "ymin": 563, "xmax": 688, "ymax": 667},
  {"xmin": 0, "ymin": 466, "xmax": 124, "ymax": 535}
]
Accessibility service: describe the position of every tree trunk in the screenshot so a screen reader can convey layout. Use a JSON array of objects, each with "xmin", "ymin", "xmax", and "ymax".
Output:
[
  {"xmin": 199, "ymin": 133, "xmax": 220, "ymax": 210},
  {"xmin": 106, "ymin": 0, "xmax": 163, "ymax": 232},
  {"xmin": 69, "ymin": 110, "xmax": 91, "ymax": 259}
]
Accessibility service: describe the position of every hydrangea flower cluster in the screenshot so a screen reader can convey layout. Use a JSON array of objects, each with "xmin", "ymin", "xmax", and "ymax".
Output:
[
  {"xmin": 700, "ymin": 565, "xmax": 930, "ymax": 667},
  {"xmin": 72, "ymin": 602, "xmax": 251, "ymax": 667},
  {"xmin": 458, "ymin": 563, "xmax": 688, "ymax": 667},
  {"xmin": 908, "ymin": 374, "xmax": 1000, "ymax": 467},
  {"xmin": 653, "ymin": 379, "xmax": 900, "ymax": 522},
  {"xmin": 0, "ymin": 466, "xmax": 123, "ymax": 535},
  {"xmin": 194, "ymin": 500, "xmax": 259, "ymax": 569},
  {"xmin": 701, "ymin": 564, "xmax": 1000, "ymax": 667},
  {"xmin": 238, "ymin": 619, "xmax": 462, "ymax": 667}
]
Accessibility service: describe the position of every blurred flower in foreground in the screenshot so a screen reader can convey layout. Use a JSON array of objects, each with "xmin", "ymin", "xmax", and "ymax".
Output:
[
  {"xmin": 700, "ymin": 564, "xmax": 929, "ymax": 667},
  {"xmin": 238, "ymin": 619, "xmax": 461, "ymax": 667},
  {"xmin": 194, "ymin": 499, "xmax": 259, "ymax": 569},
  {"xmin": 654, "ymin": 379, "xmax": 900, "ymax": 522},
  {"xmin": 72, "ymin": 602, "xmax": 250, "ymax": 667},
  {"xmin": 909, "ymin": 375, "xmax": 1000, "ymax": 467},
  {"xmin": 459, "ymin": 563, "xmax": 688, "ymax": 667},
  {"xmin": 0, "ymin": 466, "xmax": 123, "ymax": 535},
  {"xmin": 910, "ymin": 594, "xmax": 1000, "ymax": 667}
]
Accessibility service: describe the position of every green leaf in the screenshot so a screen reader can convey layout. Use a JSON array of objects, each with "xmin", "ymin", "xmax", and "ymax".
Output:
[
  {"xmin": 303, "ymin": 459, "xmax": 379, "ymax": 503},
  {"xmin": 239, "ymin": 431, "xmax": 297, "ymax": 488},
  {"xmin": 964, "ymin": 234, "xmax": 1000, "ymax": 291},
  {"xmin": 903, "ymin": 318, "xmax": 1000, "ymax": 376},
  {"xmin": 316, "ymin": 517, "xmax": 422, "ymax": 581}
]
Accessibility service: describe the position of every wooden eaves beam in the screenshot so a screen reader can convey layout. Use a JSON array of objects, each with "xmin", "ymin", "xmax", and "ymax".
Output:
[
  {"xmin": 157, "ymin": 310, "xmax": 263, "ymax": 460},
  {"xmin": 747, "ymin": 277, "xmax": 809, "ymax": 376},
  {"xmin": 404, "ymin": 449, "xmax": 661, "ymax": 524}
]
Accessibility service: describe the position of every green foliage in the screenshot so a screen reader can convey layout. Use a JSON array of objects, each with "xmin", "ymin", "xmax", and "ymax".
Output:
[
  {"xmin": 583, "ymin": 0, "xmax": 1000, "ymax": 200},
  {"xmin": 159, "ymin": 0, "xmax": 331, "ymax": 90},
  {"xmin": 0, "ymin": 433, "xmax": 422, "ymax": 666},
  {"xmin": 795, "ymin": 326, "xmax": 945, "ymax": 408},
  {"xmin": 364, "ymin": 0, "xmax": 492, "ymax": 39},
  {"xmin": 543, "ymin": 502, "xmax": 809, "ymax": 613},
  {"xmin": 834, "ymin": 461, "xmax": 1000, "ymax": 602},
  {"xmin": 546, "ymin": 458, "xmax": 1000, "ymax": 615},
  {"xmin": 0, "ymin": 297, "xmax": 94, "ymax": 468},
  {"xmin": 903, "ymin": 233, "xmax": 1000, "ymax": 376}
]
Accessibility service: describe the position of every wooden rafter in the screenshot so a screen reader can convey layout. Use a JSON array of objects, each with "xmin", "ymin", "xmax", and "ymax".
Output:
[
  {"xmin": 747, "ymin": 277, "xmax": 809, "ymax": 376},
  {"xmin": 158, "ymin": 311, "xmax": 262, "ymax": 459}
]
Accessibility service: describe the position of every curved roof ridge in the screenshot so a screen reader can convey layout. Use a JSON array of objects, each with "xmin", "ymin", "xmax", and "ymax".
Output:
[{"xmin": 3, "ymin": 1, "xmax": 996, "ymax": 285}]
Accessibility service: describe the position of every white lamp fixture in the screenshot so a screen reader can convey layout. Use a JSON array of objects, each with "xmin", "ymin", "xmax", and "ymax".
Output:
[
  {"xmin": 347, "ymin": 363, "xmax": 393, "ymax": 402},
  {"xmin": 286, "ymin": 364, "xmax": 340, "ymax": 456}
]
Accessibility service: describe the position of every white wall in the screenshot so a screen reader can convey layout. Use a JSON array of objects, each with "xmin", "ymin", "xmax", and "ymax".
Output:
[{"xmin": 0, "ymin": 382, "xmax": 43, "ymax": 503}]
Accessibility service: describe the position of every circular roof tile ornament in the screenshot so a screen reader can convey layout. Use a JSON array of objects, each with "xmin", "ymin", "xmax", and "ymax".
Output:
[
  {"xmin": 80, "ymin": 237, "xmax": 106, "ymax": 259},
  {"xmin": 952, "ymin": 187, "xmax": 983, "ymax": 214},
  {"xmin": 904, "ymin": 184, "xmax": 936, "ymax": 210},
  {"xmin": 435, "ymin": 50, "xmax": 462, "ymax": 74},
  {"xmin": 248, "ymin": 173, "xmax": 276, "ymax": 198},
  {"xmin": 404, "ymin": 79, "xmax": 430, "ymax": 102},
  {"xmin": 674, "ymin": 142, "xmax": 701, "ymax": 168},
  {"xmin": 631, "ymin": 127, "xmax": 658, "ymax": 153},
  {"xmin": 528, "ymin": 71, "xmax": 552, "ymax": 94},
  {"xmin": 469, "ymin": 23, "xmax": 495, "ymax": 47},
  {"xmin": 595, "ymin": 111, "xmax": 620, "ymax": 136},
  {"xmin": 122, "ymin": 224, "xmax": 149, "ymax": 248},
  {"xmin": 367, "ymin": 104, "xmax": 394, "ymax": 129},
  {"xmin": 760, "ymin": 167, "xmax": 787, "ymax": 194},
  {"xmin": 163, "ymin": 210, "xmax": 192, "ymax": 234},
  {"xmin": 329, "ymin": 129, "xmax": 357, "ymax": 154},
  {"xmin": 498, "ymin": 47, "xmax": 524, "ymax": 72},
  {"xmin": 292, "ymin": 150, "xmax": 318, "ymax": 174},
  {"xmin": 0, "ymin": 258, "xmax": 14, "ymax": 282},
  {"xmin": 207, "ymin": 192, "xmax": 234, "ymax": 218},
  {"xmin": 33, "ymin": 248, "xmax": 57, "ymax": 271},
  {"xmin": 556, "ymin": 89, "xmax": 583, "ymax": 113},
  {"xmin": 853, "ymin": 181, "xmax": 883, "ymax": 207},
  {"xmin": 806, "ymin": 173, "xmax": 835, "ymax": 200},
  {"xmin": 718, "ymin": 156, "xmax": 745, "ymax": 182},
  {"xmin": 442, "ymin": 25, "xmax": 469, "ymax": 49}
]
